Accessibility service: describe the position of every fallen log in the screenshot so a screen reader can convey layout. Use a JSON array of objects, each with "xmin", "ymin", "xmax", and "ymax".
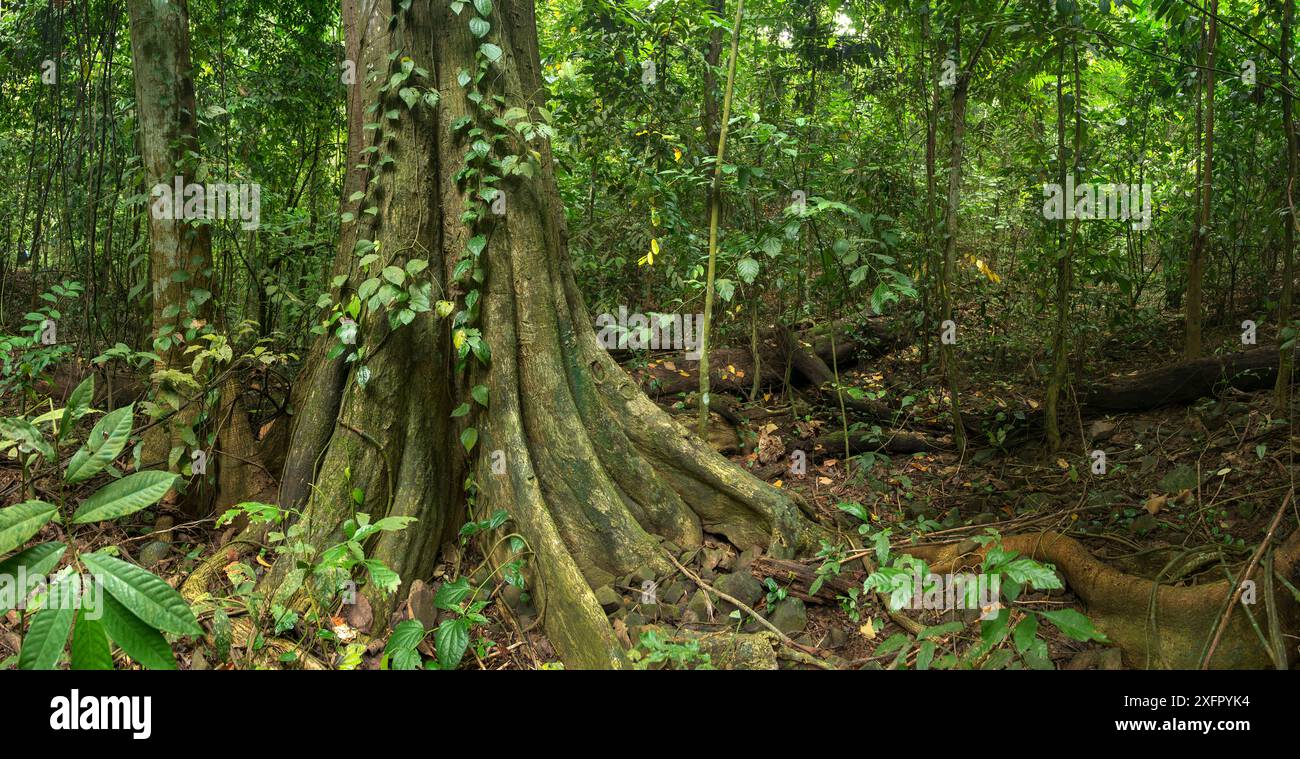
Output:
[
  {"xmin": 1080, "ymin": 344, "xmax": 1291, "ymax": 412},
  {"xmin": 631, "ymin": 316, "xmax": 898, "ymax": 399}
]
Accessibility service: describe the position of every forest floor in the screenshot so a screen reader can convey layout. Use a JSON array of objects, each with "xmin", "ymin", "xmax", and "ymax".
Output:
[{"xmin": 1, "ymin": 309, "xmax": 1294, "ymax": 669}]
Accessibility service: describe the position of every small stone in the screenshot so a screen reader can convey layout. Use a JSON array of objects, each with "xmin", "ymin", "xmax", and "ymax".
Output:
[
  {"xmin": 153, "ymin": 515, "xmax": 176, "ymax": 543},
  {"xmin": 1130, "ymin": 513, "xmax": 1158, "ymax": 535},
  {"xmin": 735, "ymin": 547, "xmax": 760, "ymax": 572},
  {"xmin": 971, "ymin": 512, "xmax": 998, "ymax": 526},
  {"xmin": 766, "ymin": 597, "xmax": 807, "ymax": 636},
  {"xmin": 501, "ymin": 583, "xmax": 524, "ymax": 610},
  {"xmin": 713, "ymin": 572, "xmax": 763, "ymax": 612},
  {"xmin": 1088, "ymin": 420, "xmax": 1117, "ymax": 443},
  {"xmin": 405, "ymin": 579, "xmax": 438, "ymax": 630},
  {"xmin": 138, "ymin": 540, "xmax": 171, "ymax": 568},
  {"xmin": 1159, "ymin": 464, "xmax": 1198, "ymax": 494},
  {"xmin": 594, "ymin": 585, "xmax": 622, "ymax": 614},
  {"xmin": 827, "ymin": 626, "xmax": 848, "ymax": 649},
  {"xmin": 660, "ymin": 580, "xmax": 687, "ymax": 604},
  {"xmin": 1097, "ymin": 648, "xmax": 1124, "ymax": 670},
  {"xmin": 190, "ymin": 650, "xmax": 210, "ymax": 671},
  {"xmin": 631, "ymin": 564, "xmax": 657, "ymax": 585},
  {"xmin": 686, "ymin": 590, "xmax": 714, "ymax": 622},
  {"xmin": 624, "ymin": 611, "xmax": 646, "ymax": 628}
]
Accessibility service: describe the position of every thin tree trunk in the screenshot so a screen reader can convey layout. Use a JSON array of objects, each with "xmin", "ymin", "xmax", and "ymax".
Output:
[
  {"xmin": 1276, "ymin": 0, "xmax": 1297, "ymax": 411},
  {"xmin": 1185, "ymin": 0, "xmax": 1217, "ymax": 358},
  {"xmin": 698, "ymin": 0, "xmax": 744, "ymax": 437}
]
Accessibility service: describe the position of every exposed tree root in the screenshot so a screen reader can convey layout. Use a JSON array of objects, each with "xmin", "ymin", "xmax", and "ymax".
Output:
[{"xmin": 901, "ymin": 526, "xmax": 1300, "ymax": 669}]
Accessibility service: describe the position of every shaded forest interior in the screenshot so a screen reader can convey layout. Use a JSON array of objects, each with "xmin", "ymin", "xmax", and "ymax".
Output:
[{"xmin": 1, "ymin": 0, "xmax": 1299, "ymax": 670}]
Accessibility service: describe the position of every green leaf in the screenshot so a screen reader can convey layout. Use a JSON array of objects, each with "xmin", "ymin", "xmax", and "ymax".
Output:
[
  {"xmin": 918, "ymin": 621, "xmax": 965, "ymax": 640},
  {"xmin": 473, "ymin": 0, "xmax": 492, "ymax": 16},
  {"xmin": 399, "ymin": 87, "xmax": 419, "ymax": 109},
  {"xmin": 460, "ymin": 427, "xmax": 478, "ymax": 452},
  {"xmin": 391, "ymin": 648, "xmax": 422, "ymax": 670},
  {"xmin": 1013, "ymin": 614, "xmax": 1039, "ymax": 653},
  {"xmin": 0, "ymin": 417, "xmax": 55, "ymax": 461},
  {"xmin": 0, "ymin": 542, "xmax": 67, "ymax": 616},
  {"xmin": 471, "ymin": 385, "xmax": 489, "ymax": 407},
  {"xmin": 0, "ymin": 500, "xmax": 58, "ymax": 556},
  {"xmin": 469, "ymin": 16, "xmax": 490, "ymax": 37},
  {"xmin": 98, "ymin": 592, "xmax": 176, "ymax": 670},
  {"xmin": 71, "ymin": 470, "xmax": 177, "ymax": 524},
  {"xmin": 387, "ymin": 619, "xmax": 425, "ymax": 653},
  {"xmin": 364, "ymin": 559, "xmax": 402, "ymax": 594},
  {"xmin": 737, "ymin": 257, "xmax": 760, "ymax": 284},
  {"xmin": 80, "ymin": 552, "xmax": 202, "ymax": 636},
  {"xmin": 479, "ymin": 43, "xmax": 503, "ymax": 63},
  {"xmin": 59, "ymin": 375, "xmax": 95, "ymax": 441},
  {"xmin": 435, "ymin": 617, "xmax": 470, "ymax": 669},
  {"xmin": 18, "ymin": 579, "xmax": 76, "ymax": 670},
  {"xmin": 65, "ymin": 404, "xmax": 135, "ymax": 484},
  {"xmin": 382, "ymin": 266, "xmax": 405, "ymax": 285},
  {"xmin": 71, "ymin": 607, "xmax": 113, "ymax": 670},
  {"xmin": 434, "ymin": 577, "xmax": 472, "ymax": 610},
  {"xmin": 916, "ymin": 640, "xmax": 936, "ymax": 670},
  {"xmin": 1038, "ymin": 609, "xmax": 1108, "ymax": 643},
  {"xmin": 451, "ymin": 403, "xmax": 471, "ymax": 418}
]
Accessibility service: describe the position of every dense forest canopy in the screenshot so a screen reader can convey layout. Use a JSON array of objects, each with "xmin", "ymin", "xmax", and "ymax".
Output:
[{"xmin": 0, "ymin": 0, "xmax": 1297, "ymax": 674}]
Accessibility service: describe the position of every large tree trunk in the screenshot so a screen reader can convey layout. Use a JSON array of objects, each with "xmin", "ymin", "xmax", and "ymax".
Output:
[
  {"xmin": 126, "ymin": 0, "xmax": 215, "ymax": 469},
  {"xmin": 251, "ymin": 0, "xmax": 820, "ymax": 669}
]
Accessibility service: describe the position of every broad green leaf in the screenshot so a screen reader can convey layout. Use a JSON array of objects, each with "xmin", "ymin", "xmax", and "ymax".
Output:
[
  {"xmin": 0, "ymin": 417, "xmax": 54, "ymax": 461},
  {"xmin": 916, "ymin": 640, "xmax": 936, "ymax": 670},
  {"xmin": 479, "ymin": 43, "xmax": 503, "ymax": 63},
  {"xmin": 65, "ymin": 404, "xmax": 135, "ymax": 484},
  {"xmin": 391, "ymin": 648, "xmax": 422, "ymax": 670},
  {"xmin": 737, "ymin": 257, "xmax": 760, "ymax": 283},
  {"xmin": 434, "ymin": 577, "xmax": 472, "ymax": 610},
  {"xmin": 72, "ymin": 470, "xmax": 177, "ymax": 524},
  {"xmin": 59, "ymin": 375, "xmax": 95, "ymax": 441},
  {"xmin": 0, "ymin": 542, "xmax": 67, "ymax": 616},
  {"xmin": 80, "ymin": 552, "xmax": 202, "ymax": 636},
  {"xmin": 0, "ymin": 500, "xmax": 58, "ymax": 556},
  {"xmin": 98, "ymin": 592, "xmax": 176, "ymax": 670},
  {"xmin": 473, "ymin": 0, "xmax": 492, "ymax": 16},
  {"xmin": 1013, "ymin": 614, "xmax": 1039, "ymax": 653},
  {"xmin": 1038, "ymin": 608, "xmax": 1108, "ymax": 643},
  {"xmin": 387, "ymin": 619, "xmax": 425, "ymax": 653},
  {"xmin": 71, "ymin": 608, "xmax": 113, "ymax": 670},
  {"xmin": 435, "ymin": 617, "xmax": 470, "ymax": 669},
  {"xmin": 18, "ymin": 575, "xmax": 77, "ymax": 670}
]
